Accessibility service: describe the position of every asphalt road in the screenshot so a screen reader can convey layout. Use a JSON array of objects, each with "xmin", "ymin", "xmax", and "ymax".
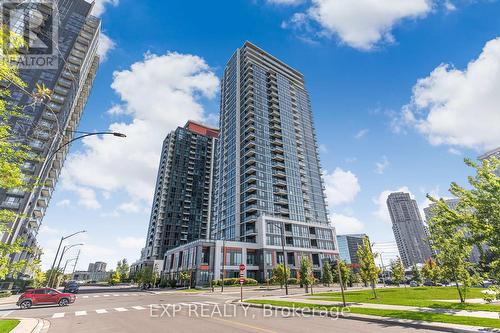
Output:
[{"xmin": 0, "ymin": 287, "xmax": 440, "ymax": 333}]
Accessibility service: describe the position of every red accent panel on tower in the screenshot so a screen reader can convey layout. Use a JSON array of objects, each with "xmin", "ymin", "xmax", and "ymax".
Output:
[{"xmin": 185, "ymin": 121, "xmax": 219, "ymax": 138}]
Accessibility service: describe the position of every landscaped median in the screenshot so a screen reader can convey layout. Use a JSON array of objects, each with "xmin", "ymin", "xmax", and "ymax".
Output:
[
  {"xmin": 244, "ymin": 299, "xmax": 500, "ymax": 330},
  {"xmin": 309, "ymin": 287, "xmax": 500, "ymax": 312},
  {"xmin": 0, "ymin": 319, "xmax": 20, "ymax": 333}
]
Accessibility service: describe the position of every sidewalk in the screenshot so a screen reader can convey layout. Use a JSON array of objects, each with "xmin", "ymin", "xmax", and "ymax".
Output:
[
  {"xmin": 0, "ymin": 295, "xmax": 18, "ymax": 305},
  {"xmin": 5, "ymin": 317, "xmax": 48, "ymax": 333},
  {"xmin": 256, "ymin": 296, "xmax": 500, "ymax": 320}
]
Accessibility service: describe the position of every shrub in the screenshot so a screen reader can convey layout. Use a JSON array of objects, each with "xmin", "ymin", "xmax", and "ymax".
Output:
[
  {"xmin": 482, "ymin": 286, "xmax": 500, "ymax": 303},
  {"xmin": 287, "ymin": 278, "xmax": 298, "ymax": 285},
  {"xmin": 168, "ymin": 279, "xmax": 177, "ymax": 288},
  {"xmin": 0, "ymin": 291, "xmax": 12, "ymax": 298}
]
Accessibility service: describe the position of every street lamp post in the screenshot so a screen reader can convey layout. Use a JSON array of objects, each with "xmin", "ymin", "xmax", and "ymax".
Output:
[
  {"xmin": 47, "ymin": 230, "xmax": 86, "ymax": 287},
  {"xmin": 53, "ymin": 243, "xmax": 83, "ymax": 287},
  {"xmin": 62, "ymin": 258, "xmax": 77, "ymax": 274}
]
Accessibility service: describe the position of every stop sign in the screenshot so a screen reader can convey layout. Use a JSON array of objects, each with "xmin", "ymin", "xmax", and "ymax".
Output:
[{"xmin": 239, "ymin": 264, "xmax": 246, "ymax": 271}]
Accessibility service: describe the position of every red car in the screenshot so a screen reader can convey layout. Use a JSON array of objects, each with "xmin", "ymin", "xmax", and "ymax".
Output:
[{"xmin": 16, "ymin": 288, "xmax": 76, "ymax": 309}]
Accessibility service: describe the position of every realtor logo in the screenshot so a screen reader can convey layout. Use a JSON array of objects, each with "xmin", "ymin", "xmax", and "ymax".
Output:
[{"xmin": 1, "ymin": 0, "xmax": 59, "ymax": 69}]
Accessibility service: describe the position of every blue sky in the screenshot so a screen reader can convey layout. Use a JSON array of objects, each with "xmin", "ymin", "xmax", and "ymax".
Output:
[{"xmin": 39, "ymin": 0, "xmax": 500, "ymax": 270}]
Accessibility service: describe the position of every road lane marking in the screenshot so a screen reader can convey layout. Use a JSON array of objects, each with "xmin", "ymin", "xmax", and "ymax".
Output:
[
  {"xmin": 132, "ymin": 306, "xmax": 146, "ymax": 310},
  {"xmin": 75, "ymin": 311, "xmax": 87, "ymax": 316},
  {"xmin": 192, "ymin": 302, "xmax": 208, "ymax": 305},
  {"xmin": 93, "ymin": 295, "xmax": 100, "ymax": 298},
  {"xmin": 122, "ymin": 294, "xmax": 129, "ymax": 296},
  {"xmin": 82, "ymin": 296, "xmax": 89, "ymax": 298},
  {"xmin": 52, "ymin": 313, "xmax": 65, "ymax": 318},
  {"xmin": 115, "ymin": 307, "xmax": 128, "ymax": 312},
  {"xmin": 103, "ymin": 294, "xmax": 110, "ymax": 297},
  {"xmin": 113, "ymin": 294, "xmax": 120, "ymax": 296},
  {"xmin": 96, "ymin": 309, "xmax": 108, "ymax": 314}
]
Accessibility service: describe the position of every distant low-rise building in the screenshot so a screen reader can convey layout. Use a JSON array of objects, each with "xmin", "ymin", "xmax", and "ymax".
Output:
[
  {"xmin": 479, "ymin": 147, "xmax": 500, "ymax": 176},
  {"xmin": 73, "ymin": 270, "xmax": 110, "ymax": 283}
]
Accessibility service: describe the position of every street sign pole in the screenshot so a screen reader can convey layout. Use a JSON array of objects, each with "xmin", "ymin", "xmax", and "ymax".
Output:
[{"xmin": 239, "ymin": 264, "xmax": 245, "ymax": 302}]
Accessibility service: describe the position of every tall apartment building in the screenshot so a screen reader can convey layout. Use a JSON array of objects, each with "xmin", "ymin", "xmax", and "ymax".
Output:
[
  {"xmin": 0, "ymin": 0, "xmax": 100, "ymax": 274},
  {"xmin": 163, "ymin": 41, "xmax": 339, "ymax": 284},
  {"xmin": 88, "ymin": 261, "xmax": 107, "ymax": 273},
  {"xmin": 336, "ymin": 234, "xmax": 368, "ymax": 267},
  {"xmin": 139, "ymin": 121, "xmax": 219, "ymax": 267},
  {"xmin": 387, "ymin": 192, "xmax": 433, "ymax": 267},
  {"xmin": 479, "ymin": 147, "xmax": 500, "ymax": 176}
]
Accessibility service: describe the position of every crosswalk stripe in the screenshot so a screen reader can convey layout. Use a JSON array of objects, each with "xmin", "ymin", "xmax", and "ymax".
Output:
[
  {"xmin": 96, "ymin": 309, "xmax": 107, "ymax": 314},
  {"xmin": 103, "ymin": 295, "xmax": 110, "ymax": 297},
  {"xmin": 112, "ymin": 294, "xmax": 120, "ymax": 296},
  {"xmin": 75, "ymin": 311, "xmax": 87, "ymax": 316},
  {"xmin": 52, "ymin": 313, "xmax": 65, "ymax": 318},
  {"xmin": 122, "ymin": 294, "xmax": 129, "ymax": 296},
  {"xmin": 82, "ymin": 296, "xmax": 89, "ymax": 298},
  {"xmin": 115, "ymin": 307, "xmax": 128, "ymax": 312},
  {"xmin": 93, "ymin": 295, "xmax": 100, "ymax": 298},
  {"xmin": 132, "ymin": 306, "xmax": 146, "ymax": 310}
]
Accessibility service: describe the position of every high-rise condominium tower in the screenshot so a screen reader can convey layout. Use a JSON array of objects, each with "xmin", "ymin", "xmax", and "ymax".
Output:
[
  {"xmin": 160, "ymin": 42, "xmax": 337, "ymax": 285},
  {"xmin": 387, "ymin": 192, "xmax": 433, "ymax": 267},
  {"xmin": 212, "ymin": 41, "xmax": 330, "ymax": 242},
  {"xmin": 0, "ymin": 0, "xmax": 101, "ymax": 272},
  {"xmin": 141, "ymin": 121, "xmax": 219, "ymax": 263}
]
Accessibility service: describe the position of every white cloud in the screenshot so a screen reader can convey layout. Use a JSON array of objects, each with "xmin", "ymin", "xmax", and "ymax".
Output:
[
  {"xmin": 444, "ymin": 0, "xmax": 456, "ymax": 12},
  {"xmin": 56, "ymin": 199, "xmax": 71, "ymax": 207},
  {"xmin": 374, "ymin": 155, "xmax": 390, "ymax": 174},
  {"xmin": 324, "ymin": 168, "xmax": 361, "ymax": 206},
  {"xmin": 117, "ymin": 202, "xmax": 141, "ymax": 214},
  {"xmin": 448, "ymin": 147, "xmax": 462, "ymax": 156},
  {"xmin": 116, "ymin": 236, "xmax": 145, "ymax": 250},
  {"xmin": 89, "ymin": 0, "xmax": 119, "ymax": 17},
  {"xmin": 61, "ymin": 52, "xmax": 219, "ymax": 206},
  {"xmin": 354, "ymin": 128, "xmax": 369, "ymax": 139},
  {"xmin": 97, "ymin": 32, "xmax": 115, "ymax": 62},
  {"xmin": 286, "ymin": 0, "xmax": 433, "ymax": 50},
  {"xmin": 373, "ymin": 186, "xmax": 412, "ymax": 224},
  {"xmin": 331, "ymin": 213, "xmax": 364, "ymax": 234},
  {"xmin": 401, "ymin": 37, "xmax": 500, "ymax": 151}
]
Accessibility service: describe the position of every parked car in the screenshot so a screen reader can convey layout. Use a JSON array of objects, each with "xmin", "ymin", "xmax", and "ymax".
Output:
[
  {"xmin": 9, "ymin": 285, "xmax": 23, "ymax": 295},
  {"xmin": 16, "ymin": 288, "xmax": 76, "ymax": 309},
  {"xmin": 63, "ymin": 282, "xmax": 79, "ymax": 294},
  {"xmin": 409, "ymin": 281, "xmax": 419, "ymax": 287}
]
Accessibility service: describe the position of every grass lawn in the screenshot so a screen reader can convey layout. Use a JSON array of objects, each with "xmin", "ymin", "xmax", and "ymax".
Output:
[
  {"xmin": 0, "ymin": 320, "xmax": 19, "ymax": 333},
  {"xmin": 178, "ymin": 288, "xmax": 203, "ymax": 293},
  {"xmin": 309, "ymin": 287, "xmax": 500, "ymax": 312},
  {"xmin": 246, "ymin": 300, "xmax": 500, "ymax": 329}
]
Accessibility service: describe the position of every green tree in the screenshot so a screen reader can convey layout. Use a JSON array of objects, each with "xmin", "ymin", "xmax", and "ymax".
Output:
[
  {"xmin": 411, "ymin": 265, "xmax": 422, "ymax": 285},
  {"xmin": 299, "ymin": 256, "xmax": 314, "ymax": 293},
  {"xmin": 32, "ymin": 266, "xmax": 46, "ymax": 288},
  {"xmin": 332, "ymin": 260, "xmax": 350, "ymax": 289},
  {"xmin": 272, "ymin": 263, "xmax": 290, "ymax": 289},
  {"xmin": 179, "ymin": 271, "xmax": 191, "ymax": 288},
  {"xmin": 390, "ymin": 258, "xmax": 405, "ymax": 286},
  {"xmin": 108, "ymin": 271, "xmax": 121, "ymax": 286},
  {"xmin": 422, "ymin": 258, "xmax": 442, "ymax": 286},
  {"xmin": 116, "ymin": 259, "xmax": 130, "ymax": 282},
  {"xmin": 137, "ymin": 267, "xmax": 154, "ymax": 285},
  {"xmin": 426, "ymin": 197, "xmax": 475, "ymax": 303},
  {"xmin": 0, "ymin": 27, "xmax": 35, "ymax": 280},
  {"xmin": 432, "ymin": 158, "xmax": 499, "ymax": 279},
  {"xmin": 321, "ymin": 261, "xmax": 333, "ymax": 287},
  {"xmin": 356, "ymin": 236, "xmax": 380, "ymax": 299}
]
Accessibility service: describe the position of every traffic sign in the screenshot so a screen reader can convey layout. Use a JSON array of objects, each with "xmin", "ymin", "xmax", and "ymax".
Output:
[
  {"xmin": 239, "ymin": 264, "xmax": 245, "ymax": 271},
  {"xmin": 240, "ymin": 278, "xmax": 244, "ymax": 285}
]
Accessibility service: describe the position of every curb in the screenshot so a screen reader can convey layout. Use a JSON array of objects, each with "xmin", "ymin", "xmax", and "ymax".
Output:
[
  {"xmin": 238, "ymin": 302, "xmax": 500, "ymax": 333},
  {"xmin": 6, "ymin": 317, "xmax": 50, "ymax": 333}
]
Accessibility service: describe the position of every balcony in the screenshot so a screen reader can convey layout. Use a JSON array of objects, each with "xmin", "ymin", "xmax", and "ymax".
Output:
[
  {"xmin": 37, "ymin": 197, "xmax": 48, "ymax": 208},
  {"xmin": 33, "ymin": 207, "xmax": 44, "ymax": 218},
  {"xmin": 29, "ymin": 218, "xmax": 40, "ymax": 229}
]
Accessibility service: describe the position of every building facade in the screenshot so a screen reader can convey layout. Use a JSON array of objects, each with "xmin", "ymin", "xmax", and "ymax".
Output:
[
  {"xmin": 336, "ymin": 234, "xmax": 367, "ymax": 267},
  {"xmin": 163, "ymin": 214, "xmax": 337, "ymax": 286},
  {"xmin": 88, "ymin": 261, "xmax": 107, "ymax": 273},
  {"xmin": 0, "ymin": 0, "xmax": 100, "ymax": 275},
  {"xmin": 161, "ymin": 41, "xmax": 338, "ymax": 285},
  {"xmin": 140, "ymin": 121, "xmax": 219, "ymax": 265},
  {"xmin": 387, "ymin": 192, "xmax": 433, "ymax": 267}
]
